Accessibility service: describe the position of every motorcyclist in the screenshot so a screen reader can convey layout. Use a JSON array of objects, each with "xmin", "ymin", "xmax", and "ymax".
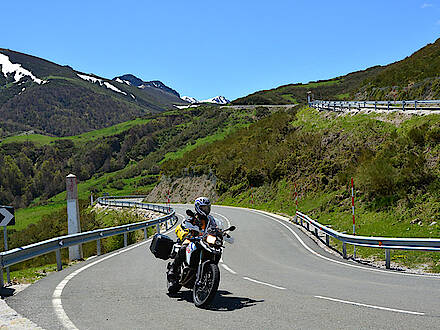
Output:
[{"xmin": 167, "ymin": 197, "xmax": 216, "ymax": 282}]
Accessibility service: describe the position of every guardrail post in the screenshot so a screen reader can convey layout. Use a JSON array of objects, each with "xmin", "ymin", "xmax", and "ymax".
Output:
[
  {"xmin": 306, "ymin": 222, "xmax": 309, "ymax": 231},
  {"xmin": 402, "ymin": 100, "xmax": 405, "ymax": 111},
  {"xmin": 325, "ymin": 234, "xmax": 330, "ymax": 247},
  {"xmin": 314, "ymin": 228, "xmax": 318, "ymax": 237},
  {"xmin": 56, "ymin": 249, "xmax": 62, "ymax": 271},
  {"xmin": 414, "ymin": 100, "xmax": 417, "ymax": 111},
  {"xmin": 144, "ymin": 228, "xmax": 148, "ymax": 239},
  {"xmin": 0, "ymin": 267, "xmax": 4, "ymax": 287},
  {"xmin": 387, "ymin": 101, "xmax": 390, "ymax": 111},
  {"xmin": 374, "ymin": 101, "xmax": 377, "ymax": 111},
  {"xmin": 156, "ymin": 224, "xmax": 160, "ymax": 234},
  {"xmin": 342, "ymin": 243, "xmax": 347, "ymax": 259},
  {"xmin": 124, "ymin": 232, "xmax": 128, "ymax": 247},
  {"xmin": 385, "ymin": 249, "xmax": 391, "ymax": 269},
  {"xmin": 97, "ymin": 239, "xmax": 101, "ymax": 256}
]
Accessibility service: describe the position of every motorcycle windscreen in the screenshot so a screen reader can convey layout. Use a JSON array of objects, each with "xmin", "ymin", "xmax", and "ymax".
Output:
[{"xmin": 211, "ymin": 215, "xmax": 225, "ymax": 230}]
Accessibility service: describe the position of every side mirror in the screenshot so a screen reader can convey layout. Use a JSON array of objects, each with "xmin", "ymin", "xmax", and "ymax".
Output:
[
  {"xmin": 227, "ymin": 226, "xmax": 236, "ymax": 232},
  {"xmin": 186, "ymin": 209, "xmax": 195, "ymax": 217}
]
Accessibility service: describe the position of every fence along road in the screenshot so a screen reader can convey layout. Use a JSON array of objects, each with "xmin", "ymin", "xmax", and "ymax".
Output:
[
  {"xmin": 310, "ymin": 99, "xmax": 440, "ymax": 113},
  {"xmin": 5, "ymin": 202, "xmax": 440, "ymax": 329}
]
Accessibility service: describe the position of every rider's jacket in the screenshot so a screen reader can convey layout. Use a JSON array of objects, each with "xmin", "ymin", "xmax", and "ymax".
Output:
[{"xmin": 175, "ymin": 213, "xmax": 217, "ymax": 242}]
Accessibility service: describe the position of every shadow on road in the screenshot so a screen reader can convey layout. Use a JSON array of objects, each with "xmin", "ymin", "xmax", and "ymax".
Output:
[
  {"xmin": 0, "ymin": 287, "xmax": 15, "ymax": 298},
  {"xmin": 167, "ymin": 290, "xmax": 264, "ymax": 311}
]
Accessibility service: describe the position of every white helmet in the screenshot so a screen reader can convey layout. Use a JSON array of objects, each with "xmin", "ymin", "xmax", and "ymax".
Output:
[{"xmin": 194, "ymin": 197, "xmax": 211, "ymax": 217}]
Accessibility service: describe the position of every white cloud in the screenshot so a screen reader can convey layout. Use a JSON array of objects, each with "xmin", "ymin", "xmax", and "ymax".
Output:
[{"xmin": 422, "ymin": 3, "xmax": 433, "ymax": 8}]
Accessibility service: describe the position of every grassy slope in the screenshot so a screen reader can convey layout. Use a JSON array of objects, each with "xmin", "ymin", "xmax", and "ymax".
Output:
[{"xmin": 232, "ymin": 66, "xmax": 382, "ymax": 105}]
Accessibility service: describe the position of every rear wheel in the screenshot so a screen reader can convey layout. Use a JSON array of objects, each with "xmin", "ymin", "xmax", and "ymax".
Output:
[{"xmin": 193, "ymin": 263, "xmax": 220, "ymax": 308}]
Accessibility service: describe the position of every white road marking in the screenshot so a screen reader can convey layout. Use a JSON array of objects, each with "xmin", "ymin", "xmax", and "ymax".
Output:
[
  {"xmin": 315, "ymin": 295, "xmax": 425, "ymax": 316},
  {"xmin": 212, "ymin": 211, "xmax": 232, "ymax": 228},
  {"xmin": 52, "ymin": 224, "xmax": 177, "ymax": 329},
  {"xmin": 248, "ymin": 209, "xmax": 440, "ymax": 280},
  {"xmin": 221, "ymin": 264, "xmax": 238, "ymax": 274},
  {"xmin": 243, "ymin": 277, "xmax": 286, "ymax": 290}
]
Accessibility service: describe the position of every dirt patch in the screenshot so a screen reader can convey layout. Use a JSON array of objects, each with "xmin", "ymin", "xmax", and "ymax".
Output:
[{"xmin": 145, "ymin": 174, "xmax": 218, "ymax": 203}]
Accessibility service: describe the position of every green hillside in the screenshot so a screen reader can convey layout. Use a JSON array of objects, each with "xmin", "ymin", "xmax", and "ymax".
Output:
[
  {"xmin": 232, "ymin": 66, "xmax": 383, "ymax": 104},
  {"xmin": 161, "ymin": 107, "xmax": 440, "ymax": 272},
  {"xmin": 233, "ymin": 37, "xmax": 440, "ymax": 104},
  {"xmin": 0, "ymin": 105, "xmax": 264, "ymax": 211},
  {"xmin": 356, "ymin": 38, "xmax": 440, "ymax": 100}
]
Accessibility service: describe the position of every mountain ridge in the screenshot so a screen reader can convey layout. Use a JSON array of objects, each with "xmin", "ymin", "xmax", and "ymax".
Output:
[{"xmin": 232, "ymin": 37, "xmax": 440, "ymax": 104}]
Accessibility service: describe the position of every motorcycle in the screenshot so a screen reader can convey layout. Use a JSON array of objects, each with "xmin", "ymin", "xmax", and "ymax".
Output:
[{"xmin": 166, "ymin": 210, "xmax": 235, "ymax": 308}]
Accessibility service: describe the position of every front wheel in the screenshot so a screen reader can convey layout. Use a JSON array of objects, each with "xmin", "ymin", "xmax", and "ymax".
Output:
[{"xmin": 193, "ymin": 263, "xmax": 220, "ymax": 308}]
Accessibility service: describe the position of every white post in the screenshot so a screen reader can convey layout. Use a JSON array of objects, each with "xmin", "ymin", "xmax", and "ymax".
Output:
[{"xmin": 67, "ymin": 174, "xmax": 82, "ymax": 261}]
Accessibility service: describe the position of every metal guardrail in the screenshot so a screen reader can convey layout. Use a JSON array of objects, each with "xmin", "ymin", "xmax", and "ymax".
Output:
[
  {"xmin": 0, "ymin": 196, "xmax": 177, "ymax": 287},
  {"xmin": 294, "ymin": 211, "xmax": 440, "ymax": 269},
  {"xmin": 310, "ymin": 100, "xmax": 440, "ymax": 112}
]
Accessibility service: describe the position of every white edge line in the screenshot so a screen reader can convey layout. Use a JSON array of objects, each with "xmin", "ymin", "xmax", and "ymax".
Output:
[
  {"xmin": 221, "ymin": 264, "xmax": 237, "ymax": 275},
  {"xmin": 217, "ymin": 206, "xmax": 440, "ymax": 280},
  {"xmin": 243, "ymin": 276, "xmax": 286, "ymax": 290},
  {"xmin": 52, "ymin": 214, "xmax": 182, "ymax": 329},
  {"xmin": 314, "ymin": 295, "xmax": 425, "ymax": 316}
]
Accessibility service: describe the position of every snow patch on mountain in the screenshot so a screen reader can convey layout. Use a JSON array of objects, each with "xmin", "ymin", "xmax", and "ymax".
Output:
[
  {"xmin": 181, "ymin": 96, "xmax": 199, "ymax": 103},
  {"xmin": 77, "ymin": 74, "xmax": 127, "ymax": 95},
  {"xmin": 115, "ymin": 77, "xmax": 131, "ymax": 85},
  {"xmin": 201, "ymin": 96, "xmax": 230, "ymax": 104},
  {"xmin": 0, "ymin": 53, "xmax": 47, "ymax": 84}
]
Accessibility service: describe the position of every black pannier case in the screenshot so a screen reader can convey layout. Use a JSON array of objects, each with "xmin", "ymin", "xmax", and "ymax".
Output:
[{"xmin": 150, "ymin": 234, "xmax": 174, "ymax": 260}]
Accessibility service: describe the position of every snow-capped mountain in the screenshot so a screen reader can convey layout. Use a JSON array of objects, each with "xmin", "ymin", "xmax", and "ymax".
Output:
[
  {"xmin": 0, "ymin": 48, "xmax": 186, "ymax": 136},
  {"xmin": 181, "ymin": 96, "xmax": 199, "ymax": 103},
  {"xmin": 201, "ymin": 96, "xmax": 230, "ymax": 104},
  {"xmin": 181, "ymin": 95, "xmax": 230, "ymax": 104},
  {"xmin": 113, "ymin": 74, "xmax": 180, "ymax": 98}
]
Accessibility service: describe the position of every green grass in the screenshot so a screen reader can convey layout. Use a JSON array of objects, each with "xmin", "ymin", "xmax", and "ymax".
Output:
[
  {"xmin": 67, "ymin": 118, "xmax": 152, "ymax": 144},
  {"xmin": 0, "ymin": 134, "xmax": 58, "ymax": 146},
  {"xmin": 336, "ymin": 93, "xmax": 350, "ymax": 100},
  {"xmin": 161, "ymin": 124, "xmax": 249, "ymax": 163},
  {"xmin": 0, "ymin": 117, "xmax": 152, "ymax": 146},
  {"xmin": 12, "ymin": 203, "xmax": 65, "ymax": 231},
  {"xmin": 2, "ymin": 263, "xmax": 60, "ymax": 284},
  {"xmin": 280, "ymin": 94, "xmax": 297, "ymax": 103}
]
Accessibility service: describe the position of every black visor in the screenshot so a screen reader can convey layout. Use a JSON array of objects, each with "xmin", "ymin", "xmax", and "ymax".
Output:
[{"xmin": 200, "ymin": 204, "xmax": 211, "ymax": 215}]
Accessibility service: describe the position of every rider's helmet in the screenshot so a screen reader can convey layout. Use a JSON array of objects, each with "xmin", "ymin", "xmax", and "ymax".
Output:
[{"xmin": 194, "ymin": 197, "xmax": 211, "ymax": 217}]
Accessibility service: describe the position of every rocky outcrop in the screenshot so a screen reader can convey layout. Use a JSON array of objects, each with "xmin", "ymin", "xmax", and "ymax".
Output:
[{"xmin": 145, "ymin": 174, "xmax": 218, "ymax": 203}]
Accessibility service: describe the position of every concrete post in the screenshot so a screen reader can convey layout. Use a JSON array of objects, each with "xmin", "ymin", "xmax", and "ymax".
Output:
[{"xmin": 66, "ymin": 174, "xmax": 82, "ymax": 261}]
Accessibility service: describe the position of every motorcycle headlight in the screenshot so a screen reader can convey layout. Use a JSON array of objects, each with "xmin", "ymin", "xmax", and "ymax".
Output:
[{"xmin": 206, "ymin": 235, "xmax": 217, "ymax": 245}]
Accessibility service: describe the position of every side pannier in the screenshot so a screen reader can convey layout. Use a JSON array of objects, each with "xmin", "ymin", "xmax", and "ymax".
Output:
[{"xmin": 150, "ymin": 234, "xmax": 174, "ymax": 260}]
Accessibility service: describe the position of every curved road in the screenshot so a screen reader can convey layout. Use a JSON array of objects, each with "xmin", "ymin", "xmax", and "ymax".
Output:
[{"xmin": 6, "ymin": 205, "xmax": 440, "ymax": 329}]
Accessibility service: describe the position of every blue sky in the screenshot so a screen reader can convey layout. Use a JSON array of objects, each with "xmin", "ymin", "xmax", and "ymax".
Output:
[{"xmin": 1, "ymin": 1, "xmax": 439, "ymax": 100}]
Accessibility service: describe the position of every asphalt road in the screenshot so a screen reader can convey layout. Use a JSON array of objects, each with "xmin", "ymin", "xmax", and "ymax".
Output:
[{"xmin": 6, "ymin": 205, "xmax": 440, "ymax": 329}]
